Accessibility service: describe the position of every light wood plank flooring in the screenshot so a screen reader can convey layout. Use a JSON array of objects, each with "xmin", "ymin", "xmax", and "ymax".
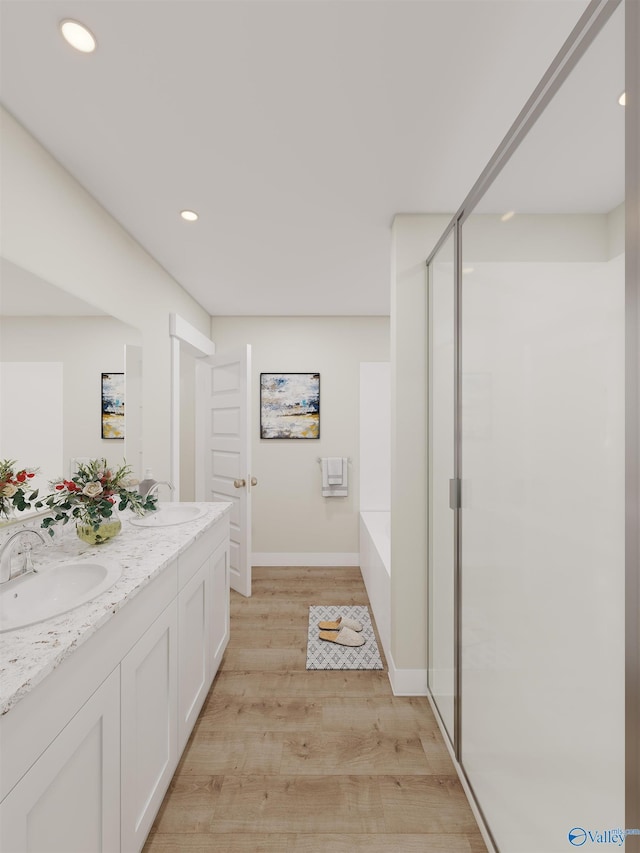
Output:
[{"xmin": 143, "ymin": 566, "xmax": 487, "ymax": 852}]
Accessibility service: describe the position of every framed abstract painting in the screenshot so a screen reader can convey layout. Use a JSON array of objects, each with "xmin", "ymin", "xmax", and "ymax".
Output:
[
  {"xmin": 101, "ymin": 372, "xmax": 125, "ymax": 439},
  {"xmin": 260, "ymin": 373, "xmax": 320, "ymax": 439}
]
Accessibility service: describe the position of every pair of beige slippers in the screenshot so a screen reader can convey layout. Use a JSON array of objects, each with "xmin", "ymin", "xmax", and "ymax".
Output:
[{"xmin": 317, "ymin": 615, "xmax": 365, "ymax": 647}]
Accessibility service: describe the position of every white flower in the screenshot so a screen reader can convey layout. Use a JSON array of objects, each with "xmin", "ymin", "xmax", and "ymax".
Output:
[
  {"xmin": 2, "ymin": 483, "xmax": 18, "ymax": 498},
  {"xmin": 120, "ymin": 477, "xmax": 139, "ymax": 488},
  {"xmin": 82, "ymin": 482, "xmax": 103, "ymax": 498}
]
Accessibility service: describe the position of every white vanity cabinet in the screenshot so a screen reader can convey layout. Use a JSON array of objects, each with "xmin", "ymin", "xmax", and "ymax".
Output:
[
  {"xmin": 178, "ymin": 557, "xmax": 211, "ymax": 751},
  {"xmin": 210, "ymin": 540, "xmax": 230, "ymax": 677},
  {"xmin": 0, "ymin": 668, "xmax": 121, "ymax": 853},
  {"xmin": 0, "ymin": 509, "xmax": 230, "ymax": 853},
  {"xmin": 121, "ymin": 602, "xmax": 179, "ymax": 853}
]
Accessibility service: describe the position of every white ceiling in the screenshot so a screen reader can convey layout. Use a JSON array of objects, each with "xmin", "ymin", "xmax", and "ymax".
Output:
[{"xmin": 1, "ymin": 0, "xmax": 620, "ymax": 318}]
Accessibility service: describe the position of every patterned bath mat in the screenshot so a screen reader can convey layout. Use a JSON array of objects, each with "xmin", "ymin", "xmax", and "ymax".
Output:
[{"xmin": 306, "ymin": 605, "xmax": 384, "ymax": 670}]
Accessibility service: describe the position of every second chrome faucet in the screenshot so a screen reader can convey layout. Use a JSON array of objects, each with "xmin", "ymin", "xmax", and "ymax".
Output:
[{"xmin": 0, "ymin": 529, "xmax": 46, "ymax": 584}]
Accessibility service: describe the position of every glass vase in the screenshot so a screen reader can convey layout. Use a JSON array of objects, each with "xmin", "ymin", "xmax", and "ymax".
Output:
[{"xmin": 76, "ymin": 514, "xmax": 122, "ymax": 545}]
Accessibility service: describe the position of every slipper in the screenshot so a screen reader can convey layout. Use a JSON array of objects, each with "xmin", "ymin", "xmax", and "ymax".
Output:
[
  {"xmin": 318, "ymin": 615, "xmax": 362, "ymax": 632},
  {"xmin": 318, "ymin": 626, "xmax": 365, "ymax": 647}
]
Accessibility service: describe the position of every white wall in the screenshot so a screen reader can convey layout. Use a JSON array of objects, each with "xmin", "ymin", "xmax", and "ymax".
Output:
[
  {"xmin": 210, "ymin": 316, "xmax": 389, "ymax": 560},
  {"xmin": 0, "ymin": 362, "xmax": 63, "ymax": 500},
  {"xmin": 462, "ymin": 210, "xmax": 622, "ymax": 262},
  {"xmin": 1, "ymin": 108, "xmax": 211, "ymax": 483},
  {"xmin": 359, "ymin": 362, "xmax": 390, "ymax": 512},
  {"xmin": 1, "ymin": 316, "xmax": 139, "ymax": 482}
]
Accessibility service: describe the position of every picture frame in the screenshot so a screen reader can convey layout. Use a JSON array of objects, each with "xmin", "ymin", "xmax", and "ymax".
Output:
[
  {"xmin": 101, "ymin": 372, "xmax": 125, "ymax": 439},
  {"xmin": 260, "ymin": 373, "xmax": 320, "ymax": 439}
]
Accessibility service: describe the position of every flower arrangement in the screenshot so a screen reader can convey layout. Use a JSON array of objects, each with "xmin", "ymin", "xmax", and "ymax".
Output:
[
  {"xmin": 0, "ymin": 459, "xmax": 38, "ymax": 518},
  {"xmin": 36, "ymin": 458, "xmax": 157, "ymax": 537}
]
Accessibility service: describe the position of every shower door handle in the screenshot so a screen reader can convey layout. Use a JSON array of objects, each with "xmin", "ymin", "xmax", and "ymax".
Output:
[{"xmin": 449, "ymin": 478, "xmax": 461, "ymax": 510}]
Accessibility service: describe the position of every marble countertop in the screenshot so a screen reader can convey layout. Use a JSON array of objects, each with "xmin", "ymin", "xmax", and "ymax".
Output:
[{"xmin": 0, "ymin": 502, "xmax": 231, "ymax": 716}]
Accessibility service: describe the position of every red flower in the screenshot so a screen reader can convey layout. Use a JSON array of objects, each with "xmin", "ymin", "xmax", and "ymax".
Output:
[
  {"xmin": 55, "ymin": 484, "xmax": 65, "ymax": 491},
  {"xmin": 16, "ymin": 472, "xmax": 26, "ymax": 482},
  {"xmin": 27, "ymin": 472, "xmax": 35, "ymax": 478}
]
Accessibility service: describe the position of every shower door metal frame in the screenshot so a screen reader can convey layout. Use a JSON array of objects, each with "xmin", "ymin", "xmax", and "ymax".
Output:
[{"xmin": 625, "ymin": 0, "xmax": 640, "ymax": 837}]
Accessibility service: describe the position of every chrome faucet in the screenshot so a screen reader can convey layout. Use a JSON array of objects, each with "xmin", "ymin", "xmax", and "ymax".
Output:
[
  {"xmin": 0, "ymin": 529, "xmax": 46, "ymax": 584},
  {"xmin": 142, "ymin": 481, "xmax": 174, "ymax": 500}
]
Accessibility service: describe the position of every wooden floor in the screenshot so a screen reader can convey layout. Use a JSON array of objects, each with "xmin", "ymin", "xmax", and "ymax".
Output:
[{"xmin": 143, "ymin": 566, "xmax": 487, "ymax": 853}]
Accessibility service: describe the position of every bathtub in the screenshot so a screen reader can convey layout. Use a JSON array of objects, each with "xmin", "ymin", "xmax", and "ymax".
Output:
[{"xmin": 359, "ymin": 511, "xmax": 391, "ymax": 663}]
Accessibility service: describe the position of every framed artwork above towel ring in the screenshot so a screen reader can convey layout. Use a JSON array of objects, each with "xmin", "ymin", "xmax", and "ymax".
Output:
[{"xmin": 260, "ymin": 373, "xmax": 320, "ymax": 439}]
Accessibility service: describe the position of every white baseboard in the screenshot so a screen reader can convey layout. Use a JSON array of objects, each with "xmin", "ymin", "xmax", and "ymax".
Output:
[
  {"xmin": 251, "ymin": 552, "xmax": 360, "ymax": 567},
  {"xmin": 386, "ymin": 650, "xmax": 428, "ymax": 696}
]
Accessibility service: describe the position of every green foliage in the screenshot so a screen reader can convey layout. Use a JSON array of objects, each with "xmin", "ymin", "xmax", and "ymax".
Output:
[
  {"xmin": 35, "ymin": 458, "xmax": 157, "ymax": 535},
  {"xmin": 0, "ymin": 459, "xmax": 39, "ymax": 518}
]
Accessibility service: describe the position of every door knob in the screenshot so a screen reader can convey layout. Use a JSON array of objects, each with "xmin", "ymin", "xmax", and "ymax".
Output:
[
  {"xmin": 233, "ymin": 479, "xmax": 246, "ymax": 489},
  {"xmin": 250, "ymin": 477, "xmax": 258, "ymax": 487}
]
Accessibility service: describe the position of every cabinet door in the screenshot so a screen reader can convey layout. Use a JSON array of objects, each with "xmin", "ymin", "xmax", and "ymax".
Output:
[
  {"xmin": 178, "ymin": 559, "xmax": 210, "ymax": 751},
  {"xmin": 121, "ymin": 603, "xmax": 178, "ymax": 853},
  {"xmin": 0, "ymin": 668, "xmax": 120, "ymax": 853},
  {"xmin": 210, "ymin": 540, "xmax": 230, "ymax": 678}
]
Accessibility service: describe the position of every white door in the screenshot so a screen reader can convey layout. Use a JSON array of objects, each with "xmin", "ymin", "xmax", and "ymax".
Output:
[
  {"xmin": 124, "ymin": 344, "xmax": 143, "ymax": 478},
  {"xmin": 196, "ymin": 346, "xmax": 252, "ymax": 597}
]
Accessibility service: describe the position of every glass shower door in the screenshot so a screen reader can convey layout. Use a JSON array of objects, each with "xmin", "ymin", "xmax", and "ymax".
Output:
[{"xmin": 457, "ymin": 6, "xmax": 625, "ymax": 847}]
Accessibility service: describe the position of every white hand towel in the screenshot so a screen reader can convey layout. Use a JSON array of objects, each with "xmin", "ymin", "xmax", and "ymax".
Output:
[
  {"xmin": 322, "ymin": 458, "xmax": 348, "ymax": 497},
  {"xmin": 327, "ymin": 457, "xmax": 343, "ymax": 485}
]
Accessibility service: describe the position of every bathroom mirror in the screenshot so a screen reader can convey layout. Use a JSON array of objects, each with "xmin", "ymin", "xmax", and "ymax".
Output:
[{"xmin": 0, "ymin": 257, "xmax": 143, "ymax": 521}]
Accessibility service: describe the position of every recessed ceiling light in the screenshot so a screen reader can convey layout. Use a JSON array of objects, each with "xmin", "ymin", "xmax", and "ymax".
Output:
[
  {"xmin": 618, "ymin": 91, "xmax": 626, "ymax": 106},
  {"xmin": 500, "ymin": 211, "xmax": 515, "ymax": 222},
  {"xmin": 60, "ymin": 19, "xmax": 96, "ymax": 53},
  {"xmin": 180, "ymin": 210, "xmax": 199, "ymax": 222}
]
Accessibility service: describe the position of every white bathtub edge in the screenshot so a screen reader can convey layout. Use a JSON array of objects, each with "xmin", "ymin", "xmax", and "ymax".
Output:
[{"xmin": 359, "ymin": 512, "xmax": 391, "ymax": 666}]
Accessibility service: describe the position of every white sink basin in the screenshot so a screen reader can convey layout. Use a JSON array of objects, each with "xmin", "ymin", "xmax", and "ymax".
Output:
[
  {"xmin": 129, "ymin": 504, "xmax": 207, "ymax": 528},
  {"xmin": 0, "ymin": 559, "xmax": 122, "ymax": 633}
]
